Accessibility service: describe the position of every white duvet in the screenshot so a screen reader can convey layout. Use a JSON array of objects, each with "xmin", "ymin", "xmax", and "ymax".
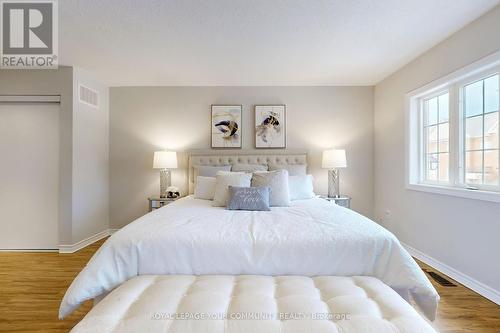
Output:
[{"xmin": 60, "ymin": 196, "xmax": 439, "ymax": 320}]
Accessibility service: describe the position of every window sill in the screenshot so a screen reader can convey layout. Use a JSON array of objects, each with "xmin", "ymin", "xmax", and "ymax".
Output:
[{"xmin": 406, "ymin": 183, "xmax": 500, "ymax": 203}]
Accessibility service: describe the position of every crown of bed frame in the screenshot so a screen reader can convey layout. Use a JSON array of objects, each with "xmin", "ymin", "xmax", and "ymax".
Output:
[{"xmin": 187, "ymin": 149, "xmax": 308, "ymax": 194}]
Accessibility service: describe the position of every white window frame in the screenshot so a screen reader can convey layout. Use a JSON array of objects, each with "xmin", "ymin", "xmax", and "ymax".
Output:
[
  {"xmin": 406, "ymin": 50, "xmax": 500, "ymax": 203},
  {"xmin": 456, "ymin": 70, "xmax": 500, "ymax": 192}
]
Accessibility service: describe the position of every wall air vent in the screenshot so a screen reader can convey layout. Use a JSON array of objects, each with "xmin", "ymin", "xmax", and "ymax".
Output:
[{"xmin": 78, "ymin": 84, "xmax": 99, "ymax": 108}]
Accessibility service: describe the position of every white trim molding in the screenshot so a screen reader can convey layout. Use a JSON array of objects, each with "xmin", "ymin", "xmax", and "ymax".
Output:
[
  {"xmin": 59, "ymin": 229, "xmax": 119, "ymax": 254},
  {"xmin": 0, "ymin": 248, "xmax": 58, "ymax": 253},
  {"xmin": 403, "ymin": 242, "xmax": 500, "ymax": 306},
  {"xmin": 407, "ymin": 183, "xmax": 500, "ymax": 203}
]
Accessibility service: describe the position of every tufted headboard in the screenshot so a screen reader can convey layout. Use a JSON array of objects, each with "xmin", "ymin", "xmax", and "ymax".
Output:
[{"xmin": 187, "ymin": 150, "xmax": 308, "ymax": 194}]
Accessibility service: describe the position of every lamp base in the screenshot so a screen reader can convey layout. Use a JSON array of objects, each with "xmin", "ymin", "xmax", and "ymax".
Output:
[
  {"xmin": 327, "ymin": 169, "xmax": 340, "ymax": 198},
  {"xmin": 160, "ymin": 169, "xmax": 171, "ymax": 198}
]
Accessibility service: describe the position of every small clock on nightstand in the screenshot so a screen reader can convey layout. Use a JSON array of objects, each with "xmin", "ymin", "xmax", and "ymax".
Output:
[
  {"xmin": 320, "ymin": 195, "xmax": 351, "ymax": 209},
  {"xmin": 148, "ymin": 197, "xmax": 180, "ymax": 212}
]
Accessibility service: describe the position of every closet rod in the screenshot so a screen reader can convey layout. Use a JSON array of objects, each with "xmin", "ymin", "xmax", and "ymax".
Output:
[{"xmin": 0, "ymin": 95, "xmax": 61, "ymax": 103}]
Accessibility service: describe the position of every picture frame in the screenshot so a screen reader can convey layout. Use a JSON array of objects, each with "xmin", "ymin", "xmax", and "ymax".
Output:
[
  {"xmin": 211, "ymin": 105, "xmax": 242, "ymax": 148},
  {"xmin": 254, "ymin": 105, "xmax": 286, "ymax": 148}
]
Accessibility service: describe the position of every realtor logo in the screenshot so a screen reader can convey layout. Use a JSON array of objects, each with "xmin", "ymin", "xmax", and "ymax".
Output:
[{"xmin": 1, "ymin": 0, "xmax": 58, "ymax": 68}]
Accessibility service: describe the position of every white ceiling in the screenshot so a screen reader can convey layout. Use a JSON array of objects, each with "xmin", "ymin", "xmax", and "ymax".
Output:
[{"xmin": 59, "ymin": 0, "xmax": 500, "ymax": 86}]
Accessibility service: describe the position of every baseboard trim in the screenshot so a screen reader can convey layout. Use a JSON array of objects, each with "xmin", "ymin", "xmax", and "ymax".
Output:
[
  {"xmin": 0, "ymin": 248, "xmax": 58, "ymax": 252},
  {"xmin": 59, "ymin": 228, "xmax": 119, "ymax": 254},
  {"xmin": 402, "ymin": 242, "xmax": 500, "ymax": 305}
]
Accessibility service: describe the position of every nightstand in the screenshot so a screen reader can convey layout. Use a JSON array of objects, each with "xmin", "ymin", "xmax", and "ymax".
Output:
[
  {"xmin": 320, "ymin": 195, "xmax": 351, "ymax": 209},
  {"xmin": 148, "ymin": 197, "xmax": 179, "ymax": 212}
]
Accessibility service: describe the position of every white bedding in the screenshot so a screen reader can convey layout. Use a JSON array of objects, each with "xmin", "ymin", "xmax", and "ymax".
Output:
[{"xmin": 60, "ymin": 196, "xmax": 439, "ymax": 320}]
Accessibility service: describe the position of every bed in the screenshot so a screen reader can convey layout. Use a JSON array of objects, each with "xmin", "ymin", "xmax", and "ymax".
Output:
[{"xmin": 60, "ymin": 151, "xmax": 439, "ymax": 328}]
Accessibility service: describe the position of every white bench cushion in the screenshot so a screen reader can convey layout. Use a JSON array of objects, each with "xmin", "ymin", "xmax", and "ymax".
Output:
[{"xmin": 71, "ymin": 275, "xmax": 437, "ymax": 333}]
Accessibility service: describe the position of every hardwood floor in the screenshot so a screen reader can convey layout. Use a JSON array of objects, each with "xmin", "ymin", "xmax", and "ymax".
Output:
[
  {"xmin": 0, "ymin": 241, "xmax": 103, "ymax": 332},
  {"xmin": 0, "ymin": 239, "xmax": 499, "ymax": 332},
  {"xmin": 416, "ymin": 260, "xmax": 500, "ymax": 333}
]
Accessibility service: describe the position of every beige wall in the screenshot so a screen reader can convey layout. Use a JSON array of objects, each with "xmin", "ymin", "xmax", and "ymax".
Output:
[
  {"xmin": 72, "ymin": 68, "xmax": 110, "ymax": 243},
  {"xmin": 374, "ymin": 5, "xmax": 500, "ymax": 298},
  {"xmin": 110, "ymin": 86, "xmax": 374, "ymax": 228}
]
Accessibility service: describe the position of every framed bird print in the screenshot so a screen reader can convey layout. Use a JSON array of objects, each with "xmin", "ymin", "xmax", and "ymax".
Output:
[
  {"xmin": 211, "ymin": 105, "xmax": 242, "ymax": 148},
  {"xmin": 255, "ymin": 105, "xmax": 286, "ymax": 148}
]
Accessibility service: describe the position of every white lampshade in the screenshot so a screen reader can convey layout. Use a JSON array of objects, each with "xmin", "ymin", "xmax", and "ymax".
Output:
[
  {"xmin": 153, "ymin": 151, "xmax": 177, "ymax": 169},
  {"xmin": 322, "ymin": 149, "xmax": 347, "ymax": 169}
]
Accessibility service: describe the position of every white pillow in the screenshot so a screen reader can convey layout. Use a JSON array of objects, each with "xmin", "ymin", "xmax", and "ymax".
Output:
[
  {"xmin": 289, "ymin": 175, "xmax": 315, "ymax": 200},
  {"xmin": 251, "ymin": 170, "xmax": 290, "ymax": 207},
  {"xmin": 213, "ymin": 172, "xmax": 252, "ymax": 207},
  {"xmin": 194, "ymin": 176, "xmax": 216, "ymax": 200}
]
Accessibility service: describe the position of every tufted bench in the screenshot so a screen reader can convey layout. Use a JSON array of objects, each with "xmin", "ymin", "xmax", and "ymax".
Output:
[{"xmin": 71, "ymin": 275, "xmax": 437, "ymax": 333}]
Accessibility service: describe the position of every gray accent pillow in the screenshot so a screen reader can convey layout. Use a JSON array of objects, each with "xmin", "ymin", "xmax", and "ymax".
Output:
[
  {"xmin": 231, "ymin": 163, "xmax": 268, "ymax": 173},
  {"xmin": 227, "ymin": 186, "xmax": 271, "ymax": 211},
  {"xmin": 268, "ymin": 163, "xmax": 307, "ymax": 176},
  {"xmin": 194, "ymin": 165, "xmax": 231, "ymax": 179},
  {"xmin": 251, "ymin": 170, "xmax": 290, "ymax": 207}
]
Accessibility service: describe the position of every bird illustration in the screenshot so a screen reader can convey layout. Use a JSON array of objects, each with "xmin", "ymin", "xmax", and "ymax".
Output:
[
  {"xmin": 215, "ymin": 120, "xmax": 239, "ymax": 139},
  {"xmin": 256, "ymin": 114, "xmax": 280, "ymax": 143}
]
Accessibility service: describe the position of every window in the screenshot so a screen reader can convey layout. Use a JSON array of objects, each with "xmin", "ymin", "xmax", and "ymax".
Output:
[
  {"xmin": 406, "ymin": 53, "xmax": 500, "ymax": 202},
  {"xmin": 463, "ymin": 75, "xmax": 499, "ymax": 186},
  {"xmin": 422, "ymin": 92, "xmax": 449, "ymax": 183}
]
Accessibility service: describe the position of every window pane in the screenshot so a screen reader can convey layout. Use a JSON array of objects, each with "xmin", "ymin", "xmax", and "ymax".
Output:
[
  {"xmin": 427, "ymin": 154, "xmax": 438, "ymax": 181},
  {"xmin": 484, "ymin": 112, "xmax": 498, "ymax": 149},
  {"xmin": 438, "ymin": 123, "xmax": 449, "ymax": 152},
  {"xmin": 484, "ymin": 75, "xmax": 499, "ymax": 113},
  {"xmin": 427, "ymin": 97, "xmax": 438, "ymax": 125},
  {"xmin": 465, "ymin": 80, "xmax": 483, "ymax": 117},
  {"xmin": 438, "ymin": 93, "xmax": 449, "ymax": 122},
  {"xmin": 484, "ymin": 150, "xmax": 499, "ymax": 185},
  {"xmin": 427, "ymin": 125, "xmax": 438, "ymax": 153},
  {"xmin": 439, "ymin": 153, "xmax": 449, "ymax": 181},
  {"xmin": 465, "ymin": 116, "xmax": 483, "ymax": 150},
  {"xmin": 465, "ymin": 151, "xmax": 483, "ymax": 184}
]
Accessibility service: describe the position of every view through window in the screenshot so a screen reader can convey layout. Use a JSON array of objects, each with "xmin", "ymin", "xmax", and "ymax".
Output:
[
  {"xmin": 416, "ymin": 72, "xmax": 499, "ymax": 191},
  {"xmin": 464, "ymin": 75, "xmax": 499, "ymax": 186}
]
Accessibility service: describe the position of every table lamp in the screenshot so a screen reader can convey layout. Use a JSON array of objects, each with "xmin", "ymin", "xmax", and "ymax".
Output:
[
  {"xmin": 322, "ymin": 149, "xmax": 347, "ymax": 198},
  {"xmin": 153, "ymin": 151, "xmax": 177, "ymax": 198}
]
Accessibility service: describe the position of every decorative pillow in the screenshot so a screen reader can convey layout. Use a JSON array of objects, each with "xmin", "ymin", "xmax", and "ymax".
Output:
[
  {"xmin": 268, "ymin": 163, "xmax": 307, "ymax": 176},
  {"xmin": 193, "ymin": 165, "xmax": 231, "ymax": 179},
  {"xmin": 289, "ymin": 175, "xmax": 315, "ymax": 200},
  {"xmin": 231, "ymin": 163, "xmax": 268, "ymax": 173},
  {"xmin": 251, "ymin": 170, "xmax": 290, "ymax": 207},
  {"xmin": 213, "ymin": 172, "xmax": 253, "ymax": 207},
  {"xmin": 227, "ymin": 186, "xmax": 271, "ymax": 211},
  {"xmin": 194, "ymin": 176, "xmax": 217, "ymax": 200}
]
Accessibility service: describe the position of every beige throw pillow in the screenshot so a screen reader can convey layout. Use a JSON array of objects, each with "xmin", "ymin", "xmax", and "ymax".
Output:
[
  {"xmin": 213, "ymin": 172, "xmax": 252, "ymax": 207},
  {"xmin": 251, "ymin": 170, "xmax": 290, "ymax": 207}
]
